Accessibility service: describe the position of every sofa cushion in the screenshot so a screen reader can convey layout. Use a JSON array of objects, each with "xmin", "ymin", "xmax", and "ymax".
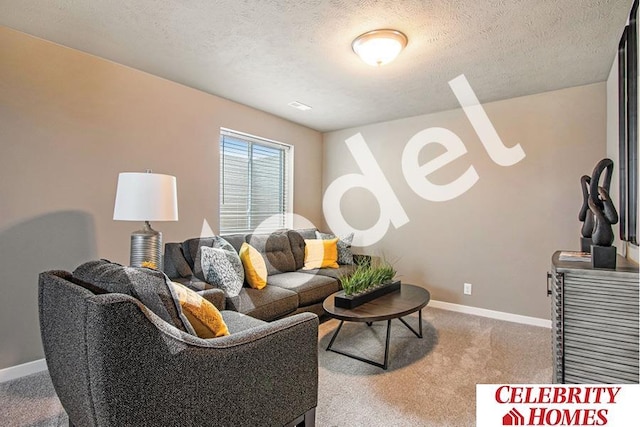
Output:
[
  {"xmin": 170, "ymin": 281, "xmax": 230, "ymax": 338},
  {"xmin": 266, "ymin": 272, "xmax": 339, "ymax": 306},
  {"xmin": 247, "ymin": 232, "xmax": 297, "ymax": 275},
  {"xmin": 287, "ymin": 230, "xmax": 306, "ymax": 270},
  {"xmin": 239, "ymin": 243, "xmax": 268, "ymax": 289},
  {"xmin": 316, "ymin": 231, "xmax": 354, "ymax": 265},
  {"xmin": 72, "ymin": 259, "xmax": 190, "ymax": 333},
  {"xmin": 163, "ymin": 243, "xmax": 193, "ymax": 278},
  {"xmin": 219, "ymin": 233, "xmax": 248, "ymax": 253},
  {"xmin": 221, "ymin": 310, "xmax": 268, "ymax": 334},
  {"xmin": 296, "ymin": 228, "xmax": 318, "ymax": 239},
  {"xmin": 303, "ymin": 238, "xmax": 339, "ymax": 270},
  {"xmin": 302, "ymin": 264, "xmax": 358, "ymax": 281},
  {"xmin": 182, "ymin": 236, "xmax": 216, "ymax": 270},
  {"xmin": 197, "ymin": 246, "xmax": 244, "ymax": 297},
  {"xmin": 225, "ymin": 286, "xmax": 298, "ymax": 321}
]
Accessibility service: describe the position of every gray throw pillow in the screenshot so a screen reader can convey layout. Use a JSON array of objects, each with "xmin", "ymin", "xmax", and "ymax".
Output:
[
  {"xmin": 198, "ymin": 246, "xmax": 244, "ymax": 297},
  {"xmin": 316, "ymin": 231, "xmax": 354, "ymax": 265},
  {"xmin": 72, "ymin": 259, "xmax": 192, "ymax": 333}
]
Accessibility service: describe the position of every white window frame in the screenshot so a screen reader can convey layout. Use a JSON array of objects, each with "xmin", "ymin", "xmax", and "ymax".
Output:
[{"xmin": 219, "ymin": 128, "xmax": 293, "ymax": 234}]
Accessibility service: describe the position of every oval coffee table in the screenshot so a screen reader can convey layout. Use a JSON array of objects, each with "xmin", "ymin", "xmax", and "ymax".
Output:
[{"xmin": 322, "ymin": 283, "xmax": 430, "ymax": 370}]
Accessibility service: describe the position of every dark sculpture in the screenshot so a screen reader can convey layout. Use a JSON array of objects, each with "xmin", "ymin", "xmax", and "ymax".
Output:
[
  {"xmin": 587, "ymin": 159, "xmax": 618, "ymax": 247},
  {"xmin": 578, "ymin": 158, "xmax": 619, "ymax": 269},
  {"xmin": 589, "ymin": 186, "xmax": 619, "ymax": 246},
  {"xmin": 578, "ymin": 175, "xmax": 594, "ymax": 238}
]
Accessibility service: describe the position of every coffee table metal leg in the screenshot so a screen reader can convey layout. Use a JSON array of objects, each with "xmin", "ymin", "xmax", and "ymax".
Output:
[
  {"xmin": 382, "ymin": 319, "xmax": 392, "ymax": 369},
  {"xmin": 397, "ymin": 309, "xmax": 423, "ymax": 338},
  {"xmin": 325, "ymin": 319, "xmax": 394, "ymax": 370},
  {"xmin": 326, "ymin": 320, "xmax": 345, "ymax": 351}
]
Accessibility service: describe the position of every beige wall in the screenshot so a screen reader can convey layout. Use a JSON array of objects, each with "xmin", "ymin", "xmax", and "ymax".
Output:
[
  {"xmin": 0, "ymin": 27, "xmax": 323, "ymax": 369},
  {"xmin": 323, "ymin": 82, "xmax": 607, "ymax": 319}
]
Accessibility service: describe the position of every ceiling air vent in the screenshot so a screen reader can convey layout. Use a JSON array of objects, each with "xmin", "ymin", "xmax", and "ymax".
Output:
[{"xmin": 288, "ymin": 101, "xmax": 312, "ymax": 111}]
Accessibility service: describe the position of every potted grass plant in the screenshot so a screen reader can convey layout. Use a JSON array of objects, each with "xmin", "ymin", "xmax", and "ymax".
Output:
[{"xmin": 335, "ymin": 261, "xmax": 400, "ymax": 309}]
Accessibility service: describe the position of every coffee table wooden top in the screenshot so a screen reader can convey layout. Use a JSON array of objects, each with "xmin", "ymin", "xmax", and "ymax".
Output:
[{"xmin": 323, "ymin": 284, "xmax": 430, "ymax": 323}]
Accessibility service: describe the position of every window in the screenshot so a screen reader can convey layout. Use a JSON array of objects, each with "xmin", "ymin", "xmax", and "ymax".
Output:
[
  {"xmin": 219, "ymin": 129, "xmax": 292, "ymax": 234},
  {"xmin": 618, "ymin": 0, "xmax": 639, "ymax": 245}
]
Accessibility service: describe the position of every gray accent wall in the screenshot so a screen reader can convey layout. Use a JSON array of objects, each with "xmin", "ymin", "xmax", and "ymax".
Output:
[
  {"xmin": 0, "ymin": 27, "xmax": 323, "ymax": 369},
  {"xmin": 322, "ymin": 83, "xmax": 607, "ymax": 319}
]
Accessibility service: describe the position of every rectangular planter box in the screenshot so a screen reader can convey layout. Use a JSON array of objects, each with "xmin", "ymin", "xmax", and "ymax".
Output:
[{"xmin": 334, "ymin": 280, "xmax": 401, "ymax": 309}]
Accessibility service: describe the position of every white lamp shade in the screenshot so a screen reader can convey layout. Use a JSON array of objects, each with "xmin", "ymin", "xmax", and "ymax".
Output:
[{"xmin": 113, "ymin": 172, "xmax": 178, "ymax": 221}]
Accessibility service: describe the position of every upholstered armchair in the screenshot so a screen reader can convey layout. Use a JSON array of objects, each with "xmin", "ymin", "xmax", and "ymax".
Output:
[{"xmin": 39, "ymin": 270, "xmax": 318, "ymax": 427}]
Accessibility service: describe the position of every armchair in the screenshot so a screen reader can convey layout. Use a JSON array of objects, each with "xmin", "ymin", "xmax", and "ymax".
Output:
[{"xmin": 39, "ymin": 270, "xmax": 318, "ymax": 427}]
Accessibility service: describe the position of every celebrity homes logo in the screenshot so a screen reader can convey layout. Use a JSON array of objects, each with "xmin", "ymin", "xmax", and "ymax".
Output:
[
  {"xmin": 477, "ymin": 384, "xmax": 640, "ymax": 427},
  {"xmin": 503, "ymin": 408, "xmax": 526, "ymax": 425}
]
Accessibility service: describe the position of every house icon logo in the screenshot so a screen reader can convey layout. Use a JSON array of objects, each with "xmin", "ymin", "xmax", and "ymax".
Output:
[{"xmin": 503, "ymin": 408, "xmax": 525, "ymax": 425}]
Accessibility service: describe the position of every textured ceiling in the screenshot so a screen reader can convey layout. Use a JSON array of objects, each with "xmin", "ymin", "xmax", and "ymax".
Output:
[{"xmin": 0, "ymin": 0, "xmax": 634, "ymax": 132}]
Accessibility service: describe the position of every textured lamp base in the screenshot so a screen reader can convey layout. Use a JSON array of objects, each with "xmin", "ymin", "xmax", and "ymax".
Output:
[{"xmin": 130, "ymin": 221, "xmax": 163, "ymax": 270}]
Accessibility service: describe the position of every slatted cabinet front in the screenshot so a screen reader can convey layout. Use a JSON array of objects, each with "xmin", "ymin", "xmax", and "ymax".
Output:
[{"xmin": 550, "ymin": 252, "xmax": 639, "ymax": 384}]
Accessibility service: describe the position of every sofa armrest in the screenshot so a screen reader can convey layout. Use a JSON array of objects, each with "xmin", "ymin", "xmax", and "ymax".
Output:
[
  {"xmin": 171, "ymin": 276, "xmax": 212, "ymax": 292},
  {"xmin": 198, "ymin": 288, "xmax": 226, "ymax": 311},
  {"xmin": 84, "ymin": 295, "xmax": 318, "ymax": 427}
]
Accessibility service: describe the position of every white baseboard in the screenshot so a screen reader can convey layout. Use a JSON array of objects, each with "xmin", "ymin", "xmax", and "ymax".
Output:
[
  {"xmin": 429, "ymin": 300, "xmax": 552, "ymax": 329},
  {"xmin": 0, "ymin": 358, "xmax": 47, "ymax": 383}
]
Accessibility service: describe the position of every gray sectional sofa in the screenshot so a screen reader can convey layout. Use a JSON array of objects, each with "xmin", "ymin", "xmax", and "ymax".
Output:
[
  {"xmin": 164, "ymin": 228, "xmax": 364, "ymax": 321},
  {"xmin": 37, "ymin": 228, "xmax": 362, "ymax": 426}
]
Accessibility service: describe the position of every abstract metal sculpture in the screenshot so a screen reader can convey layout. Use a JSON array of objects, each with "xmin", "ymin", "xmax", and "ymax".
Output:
[
  {"xmin": 588, "ymin": 159, "xmax": 617, "ymax": 246},
  {"xmin": 581, "ymin": 158, "xmax": 618, "ymax": 268},
  {"xmin": 589, "ymin": 186, "xmax": 619, "ymax": 246},
  {"xmin": 578, "ymin": 175, "xmax": 594, "ymax": 251}
]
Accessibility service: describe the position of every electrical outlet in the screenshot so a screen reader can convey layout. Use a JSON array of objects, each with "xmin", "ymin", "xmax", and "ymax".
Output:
[{"xmin": 464, "ymin": 283, "xmax": 472, "ymax": 295}]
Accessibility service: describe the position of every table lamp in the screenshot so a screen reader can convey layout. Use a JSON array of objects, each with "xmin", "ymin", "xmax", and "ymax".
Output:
[{"xmin": 113, "ymin": 171, "xmax": 178, "ymax": 270}]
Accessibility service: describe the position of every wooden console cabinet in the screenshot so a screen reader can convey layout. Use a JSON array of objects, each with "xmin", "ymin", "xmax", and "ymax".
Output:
[{"xmin": 549, "ymin": 251, "xmax": 639, "ymax": 383}]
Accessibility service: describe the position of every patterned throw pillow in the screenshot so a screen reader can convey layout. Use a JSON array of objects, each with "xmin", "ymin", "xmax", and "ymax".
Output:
[
  {"xmin": 198, "ymin": 246, "xmax": 244, "ymax": 298},
  {"xmin": 193, "ymin": 236, "xmax": 239, "ymax": 282},
  {"xmin": 316, "ymin": 231, "xmax": 354, "ymax": 265}
]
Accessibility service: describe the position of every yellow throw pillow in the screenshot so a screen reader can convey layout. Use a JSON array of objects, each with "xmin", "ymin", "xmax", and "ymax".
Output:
[
  {"xmin": 169, "ymin": 282, "xmax": 230, "ymax": 338},
  {"xmin": 303, "ymin": 238, "xmax": 339, "ymax": 269},
  {"xmin": 239, "ymin": 242, "xmax": 268, "ymax": 289}
]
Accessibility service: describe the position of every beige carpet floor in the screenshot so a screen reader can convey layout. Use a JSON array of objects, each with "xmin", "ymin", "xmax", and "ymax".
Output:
[
  {"xmin": 0, "ymin": 307, "xmax": 551, "ymax": 426},
  {"xmin": 316, "ymin": 307, "xmax": 552, "ymax": 426}
]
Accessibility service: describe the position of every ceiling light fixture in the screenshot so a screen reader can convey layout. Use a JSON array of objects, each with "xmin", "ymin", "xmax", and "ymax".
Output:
[{"xmin": 352, "ymin": 29, "xmax": 408, "ymax": 66}]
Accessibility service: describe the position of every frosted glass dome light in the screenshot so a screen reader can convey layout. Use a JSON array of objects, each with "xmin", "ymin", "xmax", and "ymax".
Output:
[{"xmin": 352, "ymin": 29, "xmax": 408, "ymax": 66}]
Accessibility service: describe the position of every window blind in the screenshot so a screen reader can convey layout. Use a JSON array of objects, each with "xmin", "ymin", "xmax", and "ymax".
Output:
[{"xmin": 219, "ymin": 129, "xmax": 291, "ymax": 234}]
